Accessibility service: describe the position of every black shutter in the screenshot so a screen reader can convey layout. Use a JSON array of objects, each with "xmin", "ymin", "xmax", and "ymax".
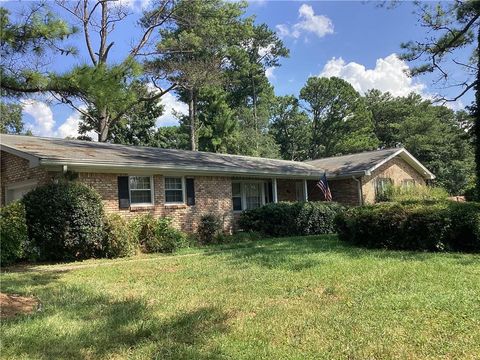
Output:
[
  {"xmin": 186, "ymin": 178, "xmax": 195, "ymax": 206},
  {"xmin": 118, "ymin": 176, "xmax": 130, "ymax": 209}
]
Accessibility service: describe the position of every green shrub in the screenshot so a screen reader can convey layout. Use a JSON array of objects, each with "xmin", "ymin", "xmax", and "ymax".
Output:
[
  {"xmin": 102, "ymin": 214, "xmax": 138, "ymax": 258},
  {"xmin": 402, "ymin": 205, "xmax": 450, "ymax": 251},
  {"xmin": 22, "ymin": 182, "xmax": 104, "ymax": 261},
  {"xmin": 448, "ymin": 202, "xmax": 480, "ymax": 252},
  {"xmin": 197, "ymin": 214, "xmax": 222, "ymax": 245},
  {"xmin": 0, "ymin": 201, "xmax": 28, "ymax": 266},
  {"xmin": 336, "ymin": 201, "xmax": 480, "ymax": 253},
  {"xmin": 377, "ymin": 185, "xmax": 449, "ymax": 204},
  {"xmin": 133, "ymin": 214, "xmax": 186, "ymax": 253},
  {"xmin": 296, "ymin": 202, "xmax": 344, "ymax": 235},
  {"xmin": 464, "ymin": 186, "xmax": 478, "ymax": 202},
  {"xmin": 239, "ymin": 202, "xmax": 300, "ymax": 237},
  {"xmin": 239, "ymin": 201, "xmax": 344, "ymax": 237}
]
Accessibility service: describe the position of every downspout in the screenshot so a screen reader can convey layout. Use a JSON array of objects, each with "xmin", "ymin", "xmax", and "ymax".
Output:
[{"xmin": 352, "ymin": 176, "xmax": 363, "ymax": 206}]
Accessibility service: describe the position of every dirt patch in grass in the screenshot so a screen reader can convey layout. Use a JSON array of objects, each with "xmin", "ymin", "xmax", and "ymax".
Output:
[{"xmin": 0, "ymin": 293, "xmax": 40, "ymax": 318}]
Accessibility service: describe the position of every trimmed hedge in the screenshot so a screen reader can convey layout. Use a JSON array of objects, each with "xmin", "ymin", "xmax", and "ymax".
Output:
[
  {"xmin": 22, "ymin": 182, "xmax": 104, "ymax": 261},
  {"xmin": 239, "ymin": 201, "xmax": 344, "ymax": 237},
  {"xmin": 0, "ymin": 201, "xmax": 28, "ymax": 266},
  {"xmin": 335, "ymin": 201, "xmax": 480, "ymax": 252}
]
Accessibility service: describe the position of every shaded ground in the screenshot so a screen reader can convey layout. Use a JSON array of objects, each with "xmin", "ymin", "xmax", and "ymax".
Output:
[{"xmin": 1, "ymin": 235, "xmax": 479, "ymax": 359}]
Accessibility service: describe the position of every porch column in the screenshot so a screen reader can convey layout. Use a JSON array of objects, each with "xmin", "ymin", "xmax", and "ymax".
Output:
[
  {"xmin": 303, "ymin": 179, "xmax": 308, "ymax": 202},
  {"xmin": 272, "ymin": 178, "xmax": 278, "ymax": 203}
]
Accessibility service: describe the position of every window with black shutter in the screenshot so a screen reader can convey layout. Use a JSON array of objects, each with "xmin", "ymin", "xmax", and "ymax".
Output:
[{"xmin": 186, "ymin": 178, "xmax": 195, "ymax": 206}]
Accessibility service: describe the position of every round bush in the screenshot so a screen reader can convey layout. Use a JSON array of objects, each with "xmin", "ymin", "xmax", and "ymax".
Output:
[
  {"xmin": 133, "ymin": 214, "xmax": 186, "ymax": 253},
  {"xmin": 22, "ymin": 181, "xmax": 104, "ymax": 261},
  {"xmin": 197, "ymin": 214, "xmax": 222, "ymax": 245},
  {"xmin": 102, "ymin": 213, "xmax": 138, "ymax": 258},
  {"xmin": 0, "ymin": 201, "xmax": 28, "ymax": 266}
]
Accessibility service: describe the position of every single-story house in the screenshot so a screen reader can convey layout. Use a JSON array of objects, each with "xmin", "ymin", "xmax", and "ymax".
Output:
[{"xmin": 0, "ymin": 134, "xmax": 434, "ymax": 232}]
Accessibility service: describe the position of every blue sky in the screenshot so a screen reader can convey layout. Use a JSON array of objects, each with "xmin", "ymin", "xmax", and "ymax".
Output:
[{"xmin": 3, "ymin": 0, "xmax": 475, "ymax": 139}]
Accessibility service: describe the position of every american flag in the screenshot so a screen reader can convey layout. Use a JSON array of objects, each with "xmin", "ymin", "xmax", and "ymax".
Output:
[{"xmin": 316, "ymin": 172, "xmax": 332, "ymax": 201}]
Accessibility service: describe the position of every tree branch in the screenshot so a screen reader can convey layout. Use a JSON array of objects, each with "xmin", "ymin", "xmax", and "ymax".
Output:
[{"xmin": 83, "ymin": 0, "xmax": 97, "ymax": 65}]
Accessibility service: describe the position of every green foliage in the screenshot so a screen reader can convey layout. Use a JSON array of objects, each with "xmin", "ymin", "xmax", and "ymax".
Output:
[
  {"xmin": 376, "ymin": 184, "xmax": 449, "ymax": 204},
  {"xmin": 365, "ymin": 90, "xmax": 475, "ymax": 195},
  {"xmin": 398, "ymin": 0, "xmax": 480, "ymax": 199},
  {"xmin": 464, "ymin": 185, "xmax": 478, "ymax": 201},
  {"xmin": 336, "ymin": 202, "xmax": 480, "ymax": 253},
  {"xmin": 196, "ymin": 214, "xmax": 223, "ymax": 245},
  {"xmin": 0, "ymin": 102, "xmax": 30, "ymax": 134},
  {"xmin": 0, "ymin": 201, "xmax": 28, "ymax": 266},
  {"xmin": 300, "ymin": 77, "xmax": 379, "ymax": 158},
  {"xmin": 270, "ymin": 95, "xmax": 311, "ymax": 161},
  {"xmin": 132, "ymin": 214, "xmax": 186, "ymax": 253},
  {"xmin": 239, "ymin": 201, "xmax": 344, "ymax": 237},
  {"xmin": 22, "ymin": 182, "xmax": 104, "ymax": 261},
  {"xmin": 102, "ymin": 214, "xmax": 138, "ymax": 258},
  {"xmin": 152, "ymin": 126, "xmax": 190, "ymax": 149},
  {"xmin": 296, "ymin": 202, "xmax": 345, "ymax": 235}
]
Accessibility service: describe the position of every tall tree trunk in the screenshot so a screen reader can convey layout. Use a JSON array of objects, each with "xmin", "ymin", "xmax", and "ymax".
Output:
[
  {"xmin": 251, "ymin": 74, "xmax": 259, "ymax": 152},
  {"xmin": 188, "ymin": 88, "xmax": 196, "ymax": 151},
  {"xmin": 98, "ymin": 107, "xmax": 109, "ymax": 142},
  {"xmin": 475, "ymin": 25, "xmax": 480, "ymax": 199}
]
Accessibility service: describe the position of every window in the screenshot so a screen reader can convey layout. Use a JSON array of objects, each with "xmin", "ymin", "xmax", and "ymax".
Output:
[
  {"xmin": 245, "ymin": 183, "xmax": 263, "ymax": 210},
  {"xmin": 375, "ymin": 178, "xmax": 393, "ymax": 197},
  {"xmin": 232, "ymin": 181, "xmax": 265, "ymax": 211},
  {"xmin": 129, "ymin": 176, "xmax": 153, "ymax": 205},
  {"xmin": 232, "ymin": 182, "xmax": 242, "ymax": 211},
  {"xmin": 401, "ymin": 179, "xmax": 415, "ymax": 189},
  {"xmin": 295, "ymin": 181, "xmax": 305, "ymax": 202},
  {"xmin": 165, "ymin": 177, "xmax": 184, "ymax": 203}
]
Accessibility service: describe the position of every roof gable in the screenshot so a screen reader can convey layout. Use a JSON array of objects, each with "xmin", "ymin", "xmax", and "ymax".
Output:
[{"xmin": 305, "ymin": 148, "xmax": 435, "ymax": 180}]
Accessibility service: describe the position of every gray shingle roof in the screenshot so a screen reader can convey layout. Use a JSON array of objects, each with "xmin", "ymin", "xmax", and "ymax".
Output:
[
  {"xmin": 305, "ymin": 148, "xmax": 435, "ymax": 179},
  {"xmin": 305, "ymin": 148, "xmax": 401, "ymax": 175},
  {"xmin": 0, "ymin": 134, "xmax": 324, "ymax": 178}
]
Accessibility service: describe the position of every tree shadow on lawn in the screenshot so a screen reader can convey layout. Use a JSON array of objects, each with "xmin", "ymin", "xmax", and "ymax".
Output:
[
  {"xmin": 2, "ymin": 283, "xmax": 229, "ymax": 360},
  {"xmin": 210, "ymin": 234, "xmax": 480, "ymax": 270}
]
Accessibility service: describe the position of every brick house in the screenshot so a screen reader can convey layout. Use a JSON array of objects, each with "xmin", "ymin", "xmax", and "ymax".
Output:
[{"xmin": 0, "ymin": 135, "xmax": 434, "ymax": 233}]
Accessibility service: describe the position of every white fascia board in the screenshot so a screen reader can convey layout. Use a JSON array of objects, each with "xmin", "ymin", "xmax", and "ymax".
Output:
[
  {"xmin": 0, "ymin": 144, "xmax": 40, "ymax": 167},
  {"xmin": 367, "ymin": 148, "xmax": 435, "ymax": 180}
]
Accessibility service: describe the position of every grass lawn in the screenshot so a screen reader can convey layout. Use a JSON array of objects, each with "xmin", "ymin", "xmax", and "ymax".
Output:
[{"xmin": 1, "ymin": 235, "xmax": 480, "ymax": 360}]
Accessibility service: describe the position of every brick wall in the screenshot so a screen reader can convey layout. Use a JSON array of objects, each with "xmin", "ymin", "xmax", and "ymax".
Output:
[
  {"xmin": 78, "ymin": 173, "xmax": 233, "ymax": 233},
  {"xmin": 362, "ymin": 157, "xmax": 426, "ymax": 204},
  {"xmin": 0, "ymin": 151, "xmax": 54, "ymax": 205}
]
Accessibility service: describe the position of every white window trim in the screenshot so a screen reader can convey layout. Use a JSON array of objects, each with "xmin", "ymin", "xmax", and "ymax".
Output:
[
  {"xmin": 164, "ymin": 176, "xmax": 186, "ymax": 205},
  {"xmin": 129, "ymin": 175, "xmax": 154, "ymax": 207},
  {"xmin": 232, "ymin": 180, "xmax": 266, "ymax": 212}
]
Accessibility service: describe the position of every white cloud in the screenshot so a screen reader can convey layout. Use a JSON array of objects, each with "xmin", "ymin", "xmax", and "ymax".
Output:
[
  {"xmin": 56, "ymin": 108, "xmax": 97, "ymax": 140},
  {"xmin": 22, "ymin": 100, "xmax": 97, "ymax": 139},
  {"xmin": 156, "ymin": 92, "xmax": 188, "ymax": 127},
  {"xmin": 276, "ymin": 4, "xmax": 333, "ymax": 39},
  {"xmin": 319, "ymin": 54, "xmax": 426, "ymax": 97},
  {"xmin": 265, "ymin": 67, "xmax": 276, "ymax": 81},
  {"xmin": 22, "ymin": 100, "xmax": 55, "ymax": 137},
  {"xmin": 116, "ymin": 0, "xmax": 151, "ymax": 11}
]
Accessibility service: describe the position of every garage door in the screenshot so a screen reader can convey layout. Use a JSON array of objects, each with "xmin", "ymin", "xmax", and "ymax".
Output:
[{"xmin": 5, "ymin": 181, "xmax": 37, "ymax": 204}]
